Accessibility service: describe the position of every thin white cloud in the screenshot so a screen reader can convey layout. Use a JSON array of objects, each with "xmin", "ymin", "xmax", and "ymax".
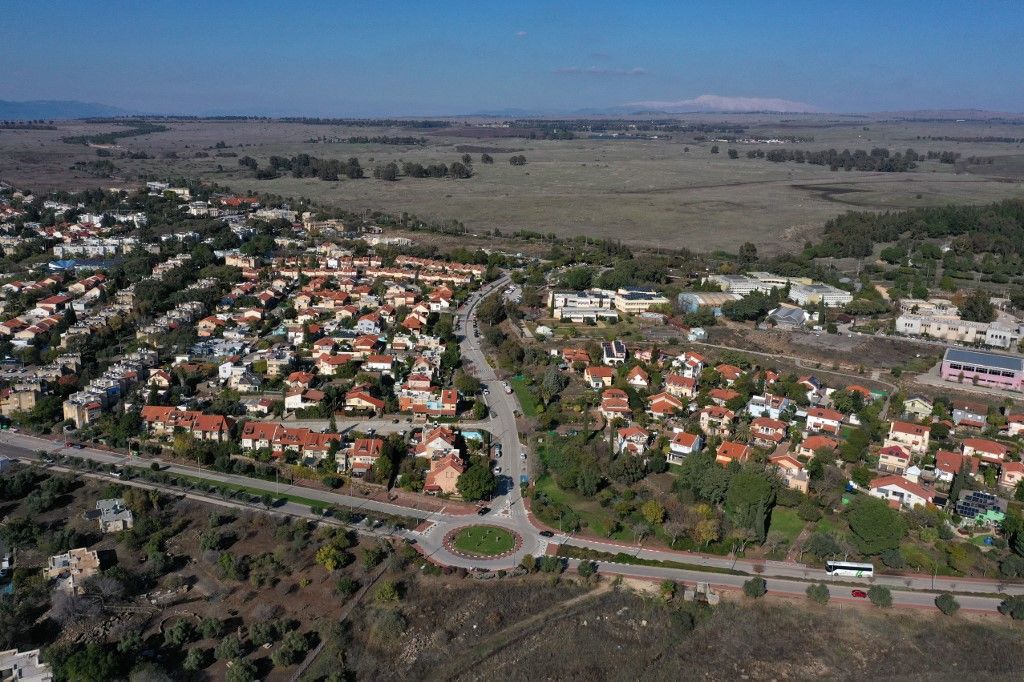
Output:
[
  {"xmin": 555, "ymin": 66, "xmax": 648, "ymax": 77},
  {"xmin": 630, "ymin": 94, "xmax": 819, "ymax": 113},
  {"xmin": 515, "ymin": 31, "xmax": 528, "ymax": 38}
]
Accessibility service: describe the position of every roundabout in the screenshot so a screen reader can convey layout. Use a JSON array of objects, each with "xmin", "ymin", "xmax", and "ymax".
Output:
[{"xmin": 443, "ymin": 524, "xmax": 522, "ymax": 559}]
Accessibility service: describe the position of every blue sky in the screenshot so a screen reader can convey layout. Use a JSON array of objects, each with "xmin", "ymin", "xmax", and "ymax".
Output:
[{"xmin": 1, "ymin": 1, "xmax": 1021, "ymax": 115}]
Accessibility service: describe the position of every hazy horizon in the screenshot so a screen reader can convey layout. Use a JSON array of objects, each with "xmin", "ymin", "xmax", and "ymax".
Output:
[{"xmin": 1, "ymin": 1, "xmax": 1022, "ymax": 117}]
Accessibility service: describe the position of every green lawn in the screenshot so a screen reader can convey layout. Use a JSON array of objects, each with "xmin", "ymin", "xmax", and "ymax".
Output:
[
  {"xmin": 451, "ymin": 526, "xmax": 516, "ymax": 556},
  {"xmin": 769, "ymin": 507, "xmax": 806, "ymax": 543},
  {"xmin": 535, "ymin": 475, "xmax": 623, "ymax": 538},
  {"xmin": 511, "ymin": 375, "xmax": 542, "ymax": 417}
]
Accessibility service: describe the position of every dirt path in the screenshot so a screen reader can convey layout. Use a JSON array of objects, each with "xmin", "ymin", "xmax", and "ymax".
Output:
[
  {"xmin": 786, "ymin": 525, "xmax": 813, "ymax": 562},
  {"xmin": 292, "ymin": 563, "xmax": 388, "ymax": 682},
  {"xmin": 437, "ymin": 581, "xmax": 612, "ymax": 680}
]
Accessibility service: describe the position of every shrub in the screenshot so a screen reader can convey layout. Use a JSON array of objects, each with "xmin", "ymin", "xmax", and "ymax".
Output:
[
  {"xmin": 374, "ymin": 580, "xmax": 400, "ymax": 603},
  {"xmin": 880, "ymin": 548, "xmax": 905, "ymax": 569},
  {"xmin": 743, "ymin": 577, "xmax": 767, "ymax": 598},
  {"xmin": 867, "ymin": 585, "xmax": 892, "ymax": 608},
  {"xmin": 935, "ymin": 592, "xmax": 960, "ymax": 616},
  {"xmin": 805, "ymin": 583, "xmax": 830, "ymax": 604},
  {"xmin": 998, "ymin": 595, "xmax": 1024, "ymax": 620},
  {"xmin": 336, "ymin": 577, "xmax": 360, "ymax": 598}
]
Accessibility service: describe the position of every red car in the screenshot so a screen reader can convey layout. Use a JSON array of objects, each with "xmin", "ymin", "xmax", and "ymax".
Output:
[{"xmin": 851, "ymin": 589, "xmax": 868, "ymax": 599}]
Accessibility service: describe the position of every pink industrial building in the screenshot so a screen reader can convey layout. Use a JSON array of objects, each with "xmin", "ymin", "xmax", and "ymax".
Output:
[{"xmin": 940, "ymin": 347, "xmax": 1024, "ymax": 391}]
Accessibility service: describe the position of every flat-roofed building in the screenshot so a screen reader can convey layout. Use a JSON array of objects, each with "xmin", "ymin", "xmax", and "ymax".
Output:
[{"xmin": 940, "ymin": 347, "xmax": 1024, "ymax": 392}]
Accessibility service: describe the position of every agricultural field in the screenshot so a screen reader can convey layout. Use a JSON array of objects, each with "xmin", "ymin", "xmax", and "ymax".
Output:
[{"xmin": 2, "ymin": 116, "xmax": 1024, "ymax": 254}]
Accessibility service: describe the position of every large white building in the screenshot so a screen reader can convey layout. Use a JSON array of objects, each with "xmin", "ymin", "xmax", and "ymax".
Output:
[
  {"xmin": 706, "ymin": 272, "xmax": 852, "ymax": 307},
  {"xmin": 895, "ymin": 312, "xmax": 1021, "ymax": 349}
]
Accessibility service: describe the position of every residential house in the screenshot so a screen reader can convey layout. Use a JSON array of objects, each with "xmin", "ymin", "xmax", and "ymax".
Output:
[
  {"xmin": 935, "ymin": 449, "xmax": 979, "ymax": 483},
  {"xmin": 423, "ymin": 454, "xmax": 464, "ymax": 495},
  {"xmin": 599, "ymin": 388, "xmax": 632, "ymax": 421},
  {"xmin": 364, "ymin": 354, "xmax": 395, "ymax": 376},
  {"xmin": 284, "ymin": 388, "xmax": 326, "ymax": 411},
  {"xmin": 952, "ymin": 400, "xmax": 988, "ymax": 429},
  {"xmin": 47, "ymin": 548, "xmax": 101, "ymax": 593},
  {"xmin": 601, "ymin": 340, "xmax": 627, "ymax": 366},
  {"xmin": 715, "ymin": 364, "xmax": 743, "ymax": 385},
  {"xmin": 561, "ymin": 347, "xmax": 591, "ymax": 367},
  {"xmin": 345, "ymin": 388, "xmax": 385, "ymax": 414},
  {"xmin": 869, "ymin": 475, "xmax": 935, "ymax": 509},
  {"xmin": 664, "ymin": 373, "xmax": 697, "ymax": 399},
  {"xmin": 616, "ymin": 425, "xmax": 652, "ymax": 456},
  {"xmin": 626, "ymin": 366, "xmax": 650, "ymax": 390},
  {"xmin": 285, "ymin": 371, "xmax": 316, "ymax": 389},
  {"xmin": 699, "ymin": 406, "xmax": 734, "ymax": 437},
  {"xmin": 708, "ymin": 388, "xmax": 741, "ymax": 407},
  {"xmin": 750, "ymin": 417, "xmax": 787, "ymax": 448},
  {"xmin": 584, "ymin": 365, "xmax": 615, "ymax": 388},
  {"xmin": 716, "ymin": 441, "xmax": 751, "ymax": 467},
  {"xmin": 796, "ymin": 434, "xmax": 839, "ymax": 459},
  {"xmin": 1007, "ymin": 414, "xmax": 1024, "ymax": 437},
  {"xmin": 647, "ymin": 392, "xmax": 684, "ymax": 419},
  {"xmin": 316, "ymin": 353, "xmax": 354, "ymax": 376},
  {"xmin": 196, "ymin": 316, "xmax": 226, "ymax": 337},
  {"xmin": 415, "ymin": 426, "xmax": 460, "ymax": 459},
  {"xmin": 668, "ymin": 431, "xmax": 703, "ymax": 465},
  {"xmin": 746, "ymin": 393, "xmax": 791, "ymax": 420},
  {"xmin": 769, "ymin": 453, "xmax": 810, "ymax": 493},
  {"xmin": 678, "ymin": 351, "xmax": 705, "ymax": 379},
  {"xmin": 877, "ymin": 445, "xmax": 911, "ymax": 475},
  {"xmin": 346, "ymin": 437, "xmax": 384, "ymax": 475},
  {"xmin": 998, "ymin": 461, "xmax": 1024, "ymax": 492},
  {"xmin": 806, "ymin": 407, "xmax": 843, "ymax": 436},
  {"xmin": 902, "ymin": 396, "xmax": 934, "ymax": 421},
  {"xmin": 139, "ymin": 406, "xmax": 233, "ymax": 442},
  {"xmin": 885, "ymin": 420, "xmax": 929, "ymax": 456},
  {"xmin": 962, "ymin": 438, "xmax": 1009, "ymax": 463},
  {"xmin": 87, "ymin": 498, "xmax": 134, "ymax": 533}
]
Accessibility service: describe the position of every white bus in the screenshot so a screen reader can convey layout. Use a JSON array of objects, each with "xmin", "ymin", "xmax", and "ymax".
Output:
[{"xmin": 825, "ymin": 561, "xmax": 874, "ymax": 578}]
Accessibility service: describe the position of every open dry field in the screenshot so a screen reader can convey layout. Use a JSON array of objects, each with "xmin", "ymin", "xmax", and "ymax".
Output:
[{"xmin": 2, "ymin": 116, "xmax": 1024, "ymax": 254}]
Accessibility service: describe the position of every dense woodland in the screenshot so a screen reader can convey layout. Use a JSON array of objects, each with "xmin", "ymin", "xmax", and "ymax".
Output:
[{"xmin": 809, "ymin": 199, "xmax": 1024, "ymax": 260}]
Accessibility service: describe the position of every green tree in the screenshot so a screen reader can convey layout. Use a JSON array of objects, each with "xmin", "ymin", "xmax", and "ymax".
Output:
[
  {"xmin": 559, "ymin": 266, "xmax": 594, "ymax": 290},
  {"xmin": 846, "ymin": 496, "xmax": 907, "ymax": 555},
  {"xmin": 867, "ymin": 585, "xmax": 892, "ymax": 608},
  {"xmin": 725, "ymin": 468, "xmax": 777, "ymax": 542},
  {"xmin": 998, "ymin": 595, "xmax": 1024, "ymax": 620},
  {"xmin": 456, "ymin": 460, "xmax": 496, "ymax": 501},
  {"xmin": 214, "ymin": 635, "xmax": 243, "ymax": 661},
  {"xmin": 641, "ymin": 499, "xmax": 666, "ymax": 525},
  {"xmin": 225, "ymin": 658, "xmax": 259, "ymax": 682},
  {"xmin": 738, "ymin": 242, "xmax": 758, "ymax": 265},
  {"xmin": 935, "ymin": 592, "xmax": 960, "ymax": 615},
  {"xmin": 183, "ymin": 647, "xmax": 211, "ymax": 672},
  {"xmin": 164, "ymin": 619, "xmax": 196, "ymax": 647},
  {"xmin": 806, "ymin": 583, "xmax": 830, "ymax": 604},
  {"xmin": 199, "ymin": 617, "xmax": 225, "ymax": 639},
  {"xmin": 743, "ymin": 576, "xmax": 767, "ymax": 598},
  {"xmin": 960, "ymin": 289, "xmax": 995, "ymax": 323}
]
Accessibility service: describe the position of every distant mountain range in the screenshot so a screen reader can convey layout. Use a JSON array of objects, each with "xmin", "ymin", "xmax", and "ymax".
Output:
[
  {"xmin": 1, "ymin": 98, "xmax": 1020, "ymax": 122},
  {"xmin": 0, "ymin": 99, "xmax": 130, "ymax": 120}
]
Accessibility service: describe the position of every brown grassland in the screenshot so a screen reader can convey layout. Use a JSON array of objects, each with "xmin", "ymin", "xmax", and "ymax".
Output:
[{"xmin": 2, "ymin": 116, "xmax": 1024, "ymax": 254}]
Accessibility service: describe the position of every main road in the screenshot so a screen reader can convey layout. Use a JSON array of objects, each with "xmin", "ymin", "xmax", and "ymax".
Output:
[{"xmin": 3, "ymin": 273, "xmax": 1021, "ymax": 612}]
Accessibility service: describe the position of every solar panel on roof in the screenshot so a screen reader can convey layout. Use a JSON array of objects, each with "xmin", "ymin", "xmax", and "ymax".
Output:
[{"xmin": 944, "ymin": 347, "xmax": 1023, "ymax": 372}]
